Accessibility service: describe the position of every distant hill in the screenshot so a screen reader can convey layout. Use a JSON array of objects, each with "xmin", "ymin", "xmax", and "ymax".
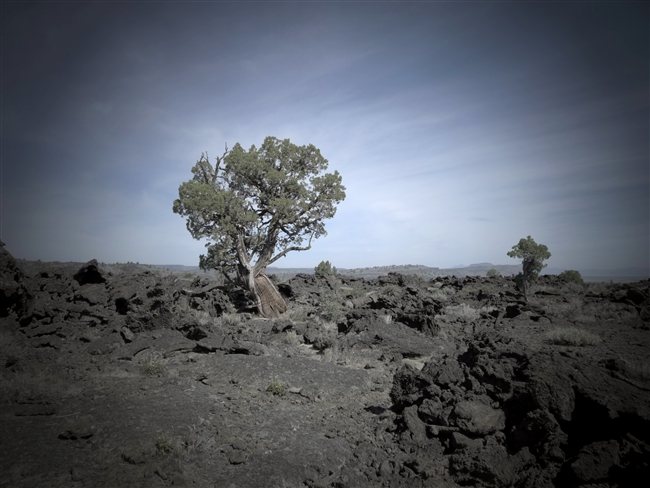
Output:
[
  {"xmin": 151, "ymin": 263, "xmax": 646, "ymax": 282},
  {"xmin": 266, "ymin": 263, "xmax": 649, "ymax": 281},
  {"xmin": 18, "ymin": 259, "xmax": 645, "ymax": 283},
  {"xmin": 266, "ymin": 263, "xmax": 524, "ymax": 280}
]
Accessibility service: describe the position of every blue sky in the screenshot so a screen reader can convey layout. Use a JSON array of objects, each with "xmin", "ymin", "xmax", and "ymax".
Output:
[{"xmin": 2, "ymin": 1, "xmax": 648, "ymax": 272}]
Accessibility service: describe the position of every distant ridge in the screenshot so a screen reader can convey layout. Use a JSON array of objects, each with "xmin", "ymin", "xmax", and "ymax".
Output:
[
  {"xmin": 16, "ymin": 259, "xmax": 647, "ymax": 283},
  {"xmin": 266, "ymin": 263, "xmax": 523, "ymax": 279},
  {"xmin": 266, "ymin": 263, "xmax": 649, "ymax": 281}
]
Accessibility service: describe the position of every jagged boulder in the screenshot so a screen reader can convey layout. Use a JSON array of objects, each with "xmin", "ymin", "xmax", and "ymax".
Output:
[
  {"xmin": 390, "ymin": 330, "xmax": 650, "ymax": 487},
  {"xmin": 451, "ymin": 401, "xmax": 506, "ymax": 436},
  {"xmin": 73, "ymin": 259, "xmax": 107, "ymax": 285},
  {"xmin": 0, "ymin": 242, "xmax": 33, "ymax": 318},
  {"xmin": 343, "ymin": 308, "xmax": 438, "ymax": 359}
]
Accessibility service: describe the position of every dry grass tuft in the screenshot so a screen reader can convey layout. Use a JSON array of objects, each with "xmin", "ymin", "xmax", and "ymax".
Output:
[
  {"xmin": 217, "ymin": 313, "xmax": 241, "ymax": 327},
  {"xmin": 141, "ymin": 351, "xmax": 166, "ymax": 376},
  {"xmin": 428, "ymin": 286, "xmax": 456, "ymax": 302},
  {"xmin": 546, "ymin": 327, "xmax": 601, "ymax": 346},
  {"xmin": 318, "ymin": 299, "xmax": 343, "ymax": 322},
  {"xmin": 441, "ymin": 303, "xmax": 495, "ymax": 321},
  {"xmin": 283, "ymin": 330, "xmax": 299, "ymax": 344}
]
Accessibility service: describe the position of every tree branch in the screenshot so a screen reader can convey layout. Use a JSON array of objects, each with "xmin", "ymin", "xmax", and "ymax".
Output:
[
  {"xmin": 266, "ymin": 233, "xmax": 314, "ymax": 267},
  {"xmin": 235, "ymin": 233, "xmax": 251, "ymax": 271},
  {"xmin": 213, "ymin": 144, "xmax": 229, "ymax": 184}
]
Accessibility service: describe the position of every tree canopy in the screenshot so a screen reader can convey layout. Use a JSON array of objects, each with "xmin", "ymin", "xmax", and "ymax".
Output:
[
  {"xmin": 173, "ymin": 136, "xmax": 345, "ymax": 317},
  {"xmin": 507, "ymin": 235, "xmax": 551, "ymax": 300}
]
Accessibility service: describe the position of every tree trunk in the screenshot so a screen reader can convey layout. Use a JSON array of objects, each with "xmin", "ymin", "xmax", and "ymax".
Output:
[
  {"xmin": 242, "ymin": 269, "xmax": 287, "ymax": 318},
  {"xmin": 522, "ymin": 280, "xmax": 529, "ymax": 303},
  {"xmin": 236, "ymin": 232, "xmax": 287, "ymax": 318},
  {"xmin": 254, "ymin": 272, "xmax": 287, "ymax": 318}
]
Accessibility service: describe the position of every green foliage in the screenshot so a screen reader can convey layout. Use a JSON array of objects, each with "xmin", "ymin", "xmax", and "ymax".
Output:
[
  {"xmin": 155, "ymin": 435, "xmax": 176, "ymax": 455},
  {"xmin": 318, "ymin": 298, "xmax": 343, "ymax": 322},
  {"xmin": 315, "ymin": 260, "xmax": 337, "ymax": 277},
  {"xmin": 507, "ymin": 236, "xmax": 551, "ymax": 300},
  {"xmin": 514, "ymin": 272, "xmax": 526, "ymax": 292},
  {"xmin": 486, "ymin": 269, "xmax": 501, "ymax": 278},
  {"xmin": 338, "ymin": 286, "xmax": 365, "ymax": 299},
  {"xmin": 173, "ymin": 136, "xmax": 346, "ymax": 285},
  {"xmin": 141, "ymin": 352, "xmax": 165, "ymax": 376},
  {"xmin": 428, "ymin": 285, "xmax": 455, "ymax": 302},
  {"xmin": 559, "ymin": 269, "xmax": 584, "ymax": 285},
  {"xmin": 266, "ymin": 380, "xmax": 288, "ymax": 396},
  {"xmin": 507, "ymin": 235, "xmax": 551, "ymax": 279}
]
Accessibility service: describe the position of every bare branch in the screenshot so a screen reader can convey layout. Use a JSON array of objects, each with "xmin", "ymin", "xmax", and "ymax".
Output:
[
  {"xmin": 236, "ymin": 233, "xmax": 251, "ymax": 270},
  {"xmin": 220, "ymin": 268, "xmax": 235, "ymax": 285},
  {"xmin": 212, "ymin": 144, "xmax": 229, "ymax": 186},
  {"xmin": 266, "ymin": 233, "xmax": 314, "ymax": 267}
]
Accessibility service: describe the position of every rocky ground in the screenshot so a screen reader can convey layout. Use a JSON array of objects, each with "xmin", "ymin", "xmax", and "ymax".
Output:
[{"xmin": 1, "ymin": 242, "xmax": 649, "ymax": 487}]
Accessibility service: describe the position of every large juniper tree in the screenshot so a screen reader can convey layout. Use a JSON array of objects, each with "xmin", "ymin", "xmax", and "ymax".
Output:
[{"xmin": 173, "ymin": 136, "xmax": 345, "ymax": 318}]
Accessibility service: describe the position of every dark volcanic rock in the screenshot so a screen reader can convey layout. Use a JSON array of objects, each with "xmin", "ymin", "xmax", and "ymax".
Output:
[
  {"xmin": 0, "ymin": 242, "xmax": 33, "ymax": 318},
  {"xmin": 343, "ymin": 308, "xmax": 438, "ymax": 358},
  {"xmin": 451, "ymin": 400, "xmax": 506, "ymax": 435},
  {"xmin": 2, "ymin": 255, "xmax": 649, "ymax": 488},
  {"xmin": 390, "ymin": 327, "xmax": 650, "ymax": 487},
  {"xmin": 569, "ymin": 439, "xmax": 620, "ymax": 483},
  {"xmin": 73, "ymin": 259, "xmax": 106, "ymax": 285}
]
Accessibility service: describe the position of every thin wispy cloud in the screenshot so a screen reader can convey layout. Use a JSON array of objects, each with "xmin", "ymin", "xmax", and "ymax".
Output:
[{"xmin": 2, "ymin": 2, "xmax": 647, "ymax": 273}]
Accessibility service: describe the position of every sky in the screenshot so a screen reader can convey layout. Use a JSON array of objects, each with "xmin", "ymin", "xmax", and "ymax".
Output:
[{"xmin": 2, "ymin": 1, "xmax": 648, "ymax": 272}]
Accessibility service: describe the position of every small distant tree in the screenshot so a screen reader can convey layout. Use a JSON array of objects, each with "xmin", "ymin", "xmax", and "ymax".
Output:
[
  {"xmin": 315, "ymin": 260, "xmax": 337, "ymax": 277},
  {"xmin": 486, "ymin": 268, "xmax": 501, "ymax": 278},
  {"xmin": 173, "ymin": 136, "xmax": 346, "ymax": 318},
  {"xmin": 559, "ymin": 270, "xmax": 584, "ymax": 285},
  {"xmin": 507, "ymin": 236, "xmax": 551, "ymax": 301}
]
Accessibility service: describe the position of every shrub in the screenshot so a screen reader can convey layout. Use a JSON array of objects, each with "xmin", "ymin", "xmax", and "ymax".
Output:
[
  {"xmin": 442, "ymin": 303, "xmax": 481, "ymax": 321},
  {"xmin": 559, "ymin": 270, "xmax": 584, "ymax": 285},
  {"xmin": 217, "ymin": 313, "xmax": 241, "ymax": 327},
  {"xmin": 441, "ymin": 303, "xmax": 497, "ymax": 321},
  {"xmin": 266, "ymin": 380, "xmax": 288, "ymax": 396},
  {"xmin": 543, "ymin": 297, "xmax": 596, "ymax": 322},
  {"xmin": 486, "ymin": 269, "xmax": 501, "ymax": 278},
  {"xmin": 195, "ymin": 310, "xmax": 214, "ymax": 326},
  {"xmin": 380, "ymin": 284, "xmax": 402, "ymax": 297},
  {"xmin": 182, "ymin": 421, "xmax": 218, "ymax": 457},
  {"xmin": 562, "ymin": 281, "xmax": 586, "ymax": 295},
  {"xmin": 315, "ymin": 260, "xmax": 337, "ymax": 277},
  {"xmin": 283, "ymin": 330, "xmax": 299, "ymax": 344},
  {"xmin": 141, "ymin": 352, "xmax": 166, "ymax": 376},
  {"xmin": 320, "ymin": 343, "xmax": 350, "ymax": 364},
  {"xmin": 546, "ymin": 327, "xmax": 601, "ymax": 346},
  {"xmin": 338, "ymin": 286, "xmax": 364, "ymax": 299},
  {"xmin": 155, "ymin": 435, "xmax": 176, "ymax": 456},
  {"xmin": 318, "ymin": 299, "xmax": 343, "ymax": 322},
  {"xmin": 428, "ymin": 286, "xmax": 455, "ymax": 302}
]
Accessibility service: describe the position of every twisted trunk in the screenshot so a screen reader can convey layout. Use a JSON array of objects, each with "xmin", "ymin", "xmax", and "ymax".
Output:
[
  {"xmin": 236, "ymin": 232, "xmax": 287, "ymax": 318},
  {"xmin": 240, "ymin": 268, "xmax": 286, "ymax": 318}
]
